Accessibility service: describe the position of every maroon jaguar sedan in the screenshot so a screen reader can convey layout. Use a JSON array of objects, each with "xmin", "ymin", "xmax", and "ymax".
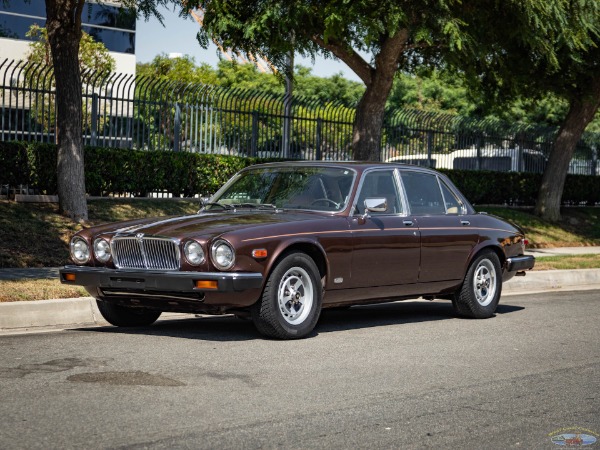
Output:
[{"xmin": 61, "ymin": 162, "xmax": 534, "ymax": 339}]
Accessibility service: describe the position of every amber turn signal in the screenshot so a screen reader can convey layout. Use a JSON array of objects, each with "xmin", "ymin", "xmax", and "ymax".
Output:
[
  {"xmin": 63, "ymin": 273, "xmax": 76, "ymax": 282},
  {"xmin": 195, "ymin": 280, "xmax": 218, "ymax": 290},
  {"xmin": 252, "ymin": 249, "xmax": 268, "ymax": 258}
]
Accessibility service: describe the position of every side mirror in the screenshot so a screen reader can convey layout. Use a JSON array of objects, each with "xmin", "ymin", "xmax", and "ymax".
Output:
[{"xmin": 364, "ymin": 197, "xmax": 387, "ymax": 213}]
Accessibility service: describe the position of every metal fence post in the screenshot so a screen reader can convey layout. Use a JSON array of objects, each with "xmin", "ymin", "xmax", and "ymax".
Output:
[
  {"xmin": 90, "ymin": 93, "xmax": 98, "ymax": 147},
  {"xmin": 592, "ymin": 146, "xmax": 598, "ymax": 176},
  {"xmin": 476, "ymin": 135, "xmax": 482, "ymax": 170},
  {"xmin": 251, "ymin": 111, "xmax": 258, "ymax": 157},
  {"xmin": 174, "ymin": 102, "xmax": 181, "ymax": 152},
  {"xmin": 316, "ymin": 117, "xmax": 322, "ymax": 160},
  {"xmin": 427, "ymin": 131, "xmax": 433, "ymax": 168}
]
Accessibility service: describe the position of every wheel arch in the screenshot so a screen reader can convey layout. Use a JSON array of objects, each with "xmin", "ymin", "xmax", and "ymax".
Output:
[
  {"xmin": 266, "ymin": 240, "xmax": 328, "ymax": 284},
  {"xmin": 466, "ymin": 242, "xmax": 506, "ymax": 272}
]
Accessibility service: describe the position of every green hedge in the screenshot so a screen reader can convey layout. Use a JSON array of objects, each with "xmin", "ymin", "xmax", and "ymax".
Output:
[
  {"xmin": 1, "ymin": 141, "xmax": 281, "ymax": 197},
  {"xmin": 2, "ymin": 141, "xmax": 600, "ymax": 205}
]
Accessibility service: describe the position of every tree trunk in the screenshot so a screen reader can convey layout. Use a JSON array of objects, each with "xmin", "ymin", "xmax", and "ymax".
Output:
[
  {"xmin": 45, "ymin": 0, "xmax": 88, "ymax": 221},
  {"xmin": 534, "ymin": 77, "xmax": 600, "ymax": 221},
  {"xmin": 352, "ymin": 69, "xmax": 396, "ymax": 161}
]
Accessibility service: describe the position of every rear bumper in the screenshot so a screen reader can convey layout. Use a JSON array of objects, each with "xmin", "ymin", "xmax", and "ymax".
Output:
[
  {"xmin": 59, "ymin": 265, "xmax": 263, "ymax": 293},
  {"xmin": 506, "ymin": 255, "xmax": 535, "ymax": 272}
]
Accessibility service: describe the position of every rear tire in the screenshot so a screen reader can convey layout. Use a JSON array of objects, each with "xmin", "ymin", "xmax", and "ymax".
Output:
[
  {"xmin": 251, "ymin": 252, "xmax": 322, "ymax": 339},
  {"xmin": 453, "ymin": 250, "xmax": 502, "ymax": 319},
  {"xmin": 96, "ymin": 300, "xmax": 161, "ymax": 327}
]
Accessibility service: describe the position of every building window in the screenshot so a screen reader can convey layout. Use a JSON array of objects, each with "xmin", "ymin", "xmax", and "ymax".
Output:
[{"xmin": 0, "ymin": 1, "xmax": 136, "ymax": 54}]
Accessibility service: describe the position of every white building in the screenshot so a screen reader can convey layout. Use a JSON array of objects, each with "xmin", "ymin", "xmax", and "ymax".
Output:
[{"xmin": 0, "ymin": 1, "xmax": 136, "ymax": 74}]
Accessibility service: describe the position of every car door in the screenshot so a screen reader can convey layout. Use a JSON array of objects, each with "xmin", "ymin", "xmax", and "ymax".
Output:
[
  {"xmin": 399, "ymin": 170, "xmax": 478, "ymax": 283},
  {"xmin": 349, "ymin": 168, "xmax": 420, "ymax": 288}
]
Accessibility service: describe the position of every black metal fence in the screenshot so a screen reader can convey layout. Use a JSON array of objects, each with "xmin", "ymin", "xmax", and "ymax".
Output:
[{"xmin": 2, "ymin": 58, "xmax": 599, "ymax": 175}]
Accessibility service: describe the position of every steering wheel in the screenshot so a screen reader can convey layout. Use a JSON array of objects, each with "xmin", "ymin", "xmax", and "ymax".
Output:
[{"xmin": 311, "ymin": 198, "xmax": 340, "ymax": 208}]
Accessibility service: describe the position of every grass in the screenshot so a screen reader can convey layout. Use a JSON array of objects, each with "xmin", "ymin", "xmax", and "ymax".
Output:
[
  {"xmin": 533, "ymin": 254, "xmax": 600, "ymax": 271},
  {"xmin": 0, "ymin": 199, "xmax": 199, "ymax": 268},
  {"xmin": 478, "ymin": 206, "xmax": 600, "ymax": 248},
  {"xmin": 0, "ymin": 279, "xmax": 88, "ymax": 302}
]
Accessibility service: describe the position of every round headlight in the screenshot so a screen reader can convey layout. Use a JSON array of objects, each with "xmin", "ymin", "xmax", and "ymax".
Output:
[
  {"xmin": 211, "ymin": 240, "xmax": 235, "ymax": 270},
  {"xmin": 70, "ymin": 237, "xmax": 90, "ymax": 264},
  {"xmin": 93, "ymin": 238, "xmax": 111, "ymax": 263},
  {"xmin": 184, "ymin": 241, "xmax": 205, "ymax": 266}
]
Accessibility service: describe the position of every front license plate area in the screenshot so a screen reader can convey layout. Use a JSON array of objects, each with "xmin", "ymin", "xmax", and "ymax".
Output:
[{"xmin": 109, "ymin": 276, "xmax": 147, "ymax": 289}]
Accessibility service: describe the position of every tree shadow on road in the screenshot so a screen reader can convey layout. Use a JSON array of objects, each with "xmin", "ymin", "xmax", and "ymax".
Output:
[{"xmin": 76, "ymin": 300, "xmax": 524, "ymax": 342}]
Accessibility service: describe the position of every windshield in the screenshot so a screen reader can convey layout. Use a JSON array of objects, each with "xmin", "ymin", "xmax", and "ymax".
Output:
[{"xmin": 209, "ymin": 166, "xmax": 356, "ymax": 212}]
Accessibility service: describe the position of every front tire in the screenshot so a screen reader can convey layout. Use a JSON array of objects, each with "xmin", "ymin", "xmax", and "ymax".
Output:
[
  {"xmin": 96, "ymin": 300, "xmax": 162, "ymax": 327},
  {"xmin": 453, "ymin": 250, "xmax": 502, "ymax": 319},
  {"xmin": 251, "ymin": 252, "xmax": 322, "ymax": 339}
]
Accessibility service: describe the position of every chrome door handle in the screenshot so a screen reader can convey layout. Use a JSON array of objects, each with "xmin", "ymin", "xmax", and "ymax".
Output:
[
  {"xmin": 461, "ymin": 220, "xmax": 471, "ymax": 226},
  {"xmin": 403, "ymin": 220, "xmax": 414, "ymax": 226}
]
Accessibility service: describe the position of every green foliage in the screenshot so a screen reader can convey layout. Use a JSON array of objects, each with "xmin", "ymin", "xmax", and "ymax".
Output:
[
  {"xmin": 2, "ymin": 141, "xmax": 599, "ymax": 205},
  {"xmin": 24, "ymin": 25, "xmax": 116, "ymax": 133},
  {"xmin": 136, "ymin": 53, "xmax": 219, "ymax": 85},
  {"xmin": 0, "ymin": 141, "xmax": 286, "ymax": 197},
  {"xmin": 440, "ymin": 169, "xmax": 600, "ymax": 206},
  {"xmin": 26, "ymin": 24, "xmax": 115, "ymax": 84},
  {"xmin": 0, "ymin": 141, "xmax": 28, "ymax": 186},
  {"xmin": 136, "ymin": 56, "xmax": 364, "ymax": 108}
]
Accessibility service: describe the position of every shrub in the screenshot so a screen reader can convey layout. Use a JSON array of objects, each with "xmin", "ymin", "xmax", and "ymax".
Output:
[{"xmin": 1, "ymin": 141, "xmax": 599, "ymax": 204}]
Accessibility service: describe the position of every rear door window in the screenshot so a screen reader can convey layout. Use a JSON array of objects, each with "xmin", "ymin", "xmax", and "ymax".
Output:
[{"xmin": 400, "ymin": 171, "xmax": 445, "ymax": 215}]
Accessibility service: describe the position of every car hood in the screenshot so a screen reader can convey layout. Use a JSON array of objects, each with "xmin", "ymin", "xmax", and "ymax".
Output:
[{"xmin": 90, "ymin": 210, "xmax": 333, "ymax": 241}]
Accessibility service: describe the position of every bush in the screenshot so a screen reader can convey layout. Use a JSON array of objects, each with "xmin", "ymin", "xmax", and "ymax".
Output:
[
  {"xmin": 0, "ymin": 141, "xmax": 28, "ymax": 187},
  {"xmin": 0, "ymin": 141, "xmax": 283, "ymax": 197},
  {"xmin": 1, "ymin": 141, "xmax": 600, "ymax": 204}
]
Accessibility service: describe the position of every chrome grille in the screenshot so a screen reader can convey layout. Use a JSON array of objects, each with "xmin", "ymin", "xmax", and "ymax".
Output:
[{"xmin": 111, "ymin": 237, "xmax": 180, "ymax": 270}]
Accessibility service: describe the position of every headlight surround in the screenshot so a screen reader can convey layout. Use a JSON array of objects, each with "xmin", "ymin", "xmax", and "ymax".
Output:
[
  {"xmin": 93, "ymin": 238, "xmax": 111, "ymax": 263},
  {"xmin": 70, "ymin": 236, "xmax": 90, "ymax": 264},
  {"xmin": 184, "ymin": 240, "xmax": 206, "ymax": 266},
  {"xmin": 211, "ymin": 239, "xmax": 235, "ymax": 270}
]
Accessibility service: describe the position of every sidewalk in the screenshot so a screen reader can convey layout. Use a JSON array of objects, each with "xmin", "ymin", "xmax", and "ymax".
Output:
[{"xmin": 1, "ymin": 247, "xmax": 600, "ymax": 332}]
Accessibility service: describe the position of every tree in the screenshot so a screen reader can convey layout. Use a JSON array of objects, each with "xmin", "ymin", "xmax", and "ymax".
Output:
[
  {"xmin": 194, "ymin": 0, "xmax": 582, "ymax": 162},
  {"xmin": 42, "ymin": 0, "xmax": 202, "ymax": 220},
  {"xmin": 194, "ymin": 1, "xmax": 464, "ymax": 160},
  {"xmin": 44, "ymin": 0, "xmax": 88, "ymax": 221},
  {"xmin": 533, "ymin": 41, "xmax": 600, "ymax": 221},
  {"xmin": 26, "ymin": 24, "xmax": 115, "ymax": 133},
  {"xmin": 136, "ymin": 53, "xmax": 218, "ymax": 85},
  {"xmin": 449, "ymin": 2, "xmax": 600, "ymax": 221}
]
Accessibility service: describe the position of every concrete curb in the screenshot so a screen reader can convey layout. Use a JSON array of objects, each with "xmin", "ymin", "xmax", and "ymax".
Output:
[
  {"xmin": 0, "ymin": 297, "xmax": 106, "ymax": 331},
  {"xmin": 503, "ymin": 268, "xmax": 600, "ymax": 292},
  {"xmin": 1, "ymin": 269, "xmax": 599, "ymax": 333}
]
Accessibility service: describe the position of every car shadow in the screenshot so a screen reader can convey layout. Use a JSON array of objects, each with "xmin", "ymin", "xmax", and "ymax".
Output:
[{"xmin": 75, "ymin": 301, "xmax": 524, "ymax": 342}]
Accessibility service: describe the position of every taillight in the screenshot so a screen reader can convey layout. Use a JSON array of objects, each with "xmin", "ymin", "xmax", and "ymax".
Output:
[{"xmin": 523, "ymin": 239, "xmax": 529, "ymax": 247}]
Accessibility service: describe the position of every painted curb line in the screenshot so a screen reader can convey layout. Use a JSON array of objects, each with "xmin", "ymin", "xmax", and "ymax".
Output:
[{"xmin": 1, "ymin": 269, "xmax": 600, "ymax": 332}]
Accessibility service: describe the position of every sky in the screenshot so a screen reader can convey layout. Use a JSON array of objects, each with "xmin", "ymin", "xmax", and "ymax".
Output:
[{"xmin": 135, "ymin": 5, "xmax": 362, "ymax": 82}]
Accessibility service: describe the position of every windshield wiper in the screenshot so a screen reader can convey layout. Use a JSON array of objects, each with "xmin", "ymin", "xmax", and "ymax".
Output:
[{"xmin": 231, "ymin": 203, "xmax": 278, "ymax": 210}]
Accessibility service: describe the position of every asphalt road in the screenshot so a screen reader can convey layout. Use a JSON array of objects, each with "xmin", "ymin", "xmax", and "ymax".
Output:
[{"xmin": 0, "ymin": 290, "xmax": 598, "ymax": 449}]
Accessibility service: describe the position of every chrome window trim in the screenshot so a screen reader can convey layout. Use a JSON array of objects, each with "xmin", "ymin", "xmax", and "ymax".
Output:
[
  {"xmin": 436, "ymin": 176, "xmax": 466, "ymax": 215},
  {"xmin": 352, "ymin": 167, "xmax": 407, "ymax": 217}
]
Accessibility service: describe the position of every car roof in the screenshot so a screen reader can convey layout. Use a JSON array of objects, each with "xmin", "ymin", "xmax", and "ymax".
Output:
[{"xmin": 245, "ymin": 160, "xmax": 442, "ymax": 175}]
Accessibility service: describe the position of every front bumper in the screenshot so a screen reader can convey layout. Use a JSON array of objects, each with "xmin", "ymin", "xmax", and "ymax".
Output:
[
  {"xmin": 60, "ymin": 265, "xmax": 264, "ymax": 293},
  {"xmin": 506, "ymin": 255, "xmax": 535, "ymax": 272}
]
